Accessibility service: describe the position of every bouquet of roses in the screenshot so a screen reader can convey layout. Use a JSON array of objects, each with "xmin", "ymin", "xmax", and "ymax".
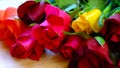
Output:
[{"xmin": 0, "ymin": 0, "xmax": 120, "ymax": 68}]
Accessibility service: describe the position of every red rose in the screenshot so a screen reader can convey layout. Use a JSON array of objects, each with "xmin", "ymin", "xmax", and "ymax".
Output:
[
  {"xmin": 31, "ymin": 4, "xmax": 71, "ymax": 52},
  {"xmin": 100, "ymin": 13, "xmax": 120, "ymax": 53},
  {"xmin": 69, "ymin": 38, "xmax": 114, "ymax": 68},
  {"xmin": 60, "ymin": 35, "xmax": 84, "ymax": 59},
  {"xmin": 10, "ymin": 27, "xmax": 44, "ymax": 60},
  {"xmin": 18, "ymin": 1, "xmax": 48, "ymax": 25}
]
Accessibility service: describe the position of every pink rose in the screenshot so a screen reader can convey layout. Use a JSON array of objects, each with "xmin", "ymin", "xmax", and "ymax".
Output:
[{"xmin": 31, "ymin": 4, "xmax": 71, "ymax": 52}]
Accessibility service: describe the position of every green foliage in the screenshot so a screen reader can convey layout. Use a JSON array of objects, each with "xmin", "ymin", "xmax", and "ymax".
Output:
[
  {"xmin": 35, "ymin": 0, "xmax": 41, "ymax": 2},
  {"xmin": 87, "ymin": 0, "xmax": 106, "ymax": 11},
  {"xmin": 95, "ymin": 36, "xmax": 105, "ymax": 47},
  {"xmin": 54, "ymin": 0, "xmax": 78, "ymax": 9},
  {"xmin": 35, "ymin": 0, "xmax": 51, "ymax": 3},
  {"xmin": 63, "ymin": 31, "xmax": 91, "ymax": 39},
  {"xmin": 105, "ymin": 7, "xmax": 120, "ymax": 18},
  {"xmin": 113, "ymin": 0, "xmax": 120, "ymax": 6}
]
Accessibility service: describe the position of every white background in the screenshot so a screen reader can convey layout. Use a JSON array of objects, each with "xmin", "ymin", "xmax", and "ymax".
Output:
[{"xmin": 0, "ymin": 0, "xmax": 27, "ymax": 10}]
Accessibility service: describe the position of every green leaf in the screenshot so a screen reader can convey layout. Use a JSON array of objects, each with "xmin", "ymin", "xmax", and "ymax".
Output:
[
  {"xmin": 64, "ymin": 4, "xmax": 77, "ymax": 12},
  {"xmin": 113, "ymin": 0, "xmax": 120, "ymax": 6},
  {"xmin": 49, "ymin": 0, "xmax": 55, "ymax": 4},
  {"xmin": 63, "ymin": 31, "xmax": 91, "ymax": 39},
  {"xmin": 98, "ymin": 1, "xmax": 113, "ymax": 27},
  {"xmin": 95, "ymin": 36, "xmax": 105, "ymax": 47},
  {"xmin": 79, "ymin": 6, "xmax": 96, "ymax": 14},
  {"xmin": 35, "ymin": 0, "xmax": 51, "ymax": 3},
  {"xmin": 87, "ymin": 0, "xmax": 106, "ymax": 11},
  {"xmin": 63, "ymin": 31, "xmax": 80, "ymax": 35},
  {"xmin": 54, "ymin": 0, "xmax": 78, "ymax": 9},
  {"xmin": 35, "ymin": 0, "xmax": 41, "ymax": 2},
  {"xmin": 68, "ymin": 7, "xmax": 80, "ymax": 19},
  {"xmin": 105, "ymin": 7, "xmax": 120, "ymax": 18},
  {"xmin": 29, "ymin": 23, "xmax": 37, "ymax": 26}
]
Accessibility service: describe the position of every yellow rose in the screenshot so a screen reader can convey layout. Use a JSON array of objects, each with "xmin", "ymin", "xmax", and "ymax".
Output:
[{"xmin": 71, "ymin": 8, "xmax": 102, "ymax": 34}]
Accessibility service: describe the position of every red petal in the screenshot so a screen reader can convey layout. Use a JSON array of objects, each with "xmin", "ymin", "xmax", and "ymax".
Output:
[
  {"xmin": 47, "ymin": 15, "xmax": 64, "ymax": 26},
  {"xmin": 4, "ymin": 18, "xmax": 27, "ymax": 38},
  {"xmin": 10, "ymin": 28, "xmax": 36, "ymax": 59},
  {"xmin": 86, "ymin": 38, "xmax": 112, "ymax": 64},
  {"xmin": 28, "ymin": 44, "xmax": 44, "ymax": 60},
  {"xmin": 61, "ymin": 35, "xmax": 83, "ymax": 59},
  {"xmin": 78, "ymin": 57, "xmax": 93, "ymax": 68}
]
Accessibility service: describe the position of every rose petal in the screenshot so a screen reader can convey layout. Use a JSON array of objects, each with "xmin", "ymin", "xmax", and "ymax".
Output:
[
  {"xmin": 61, "ymin": 35, "xmax": 83, "ymax": 59},
  {"xmin": 10, "ymin": 27, "xmax": 44, "ymax": 59},
  {"xmin": 47, "ymin": 15, "xmax": 64, "ymax": 26},
  {"xmin": 86, "ymin": 38, "xmax": 112, "ymax": 64},
  {"xmin": 45, "ymin": 4, "xmax": 59, "ymax": 16},
  {"xmin": 4, "ymin": 7, "xmax": 17, "ymax": 19},
  {"xmin": 27, "ymin": 2, "xmax": 48, "ymax": 23},
  {"xmin": 17, "ymin": 1, "xmax": 36, "ymax": 25},
  {"xmin": 28, "ymin": 44, "xmax": 44, "ymax": 60},
  {"xmin": 0, "ymin": 10, "xmax": 5, "ymax": 21},
  {"xmin": 4, "ymin": 18, "xmax": 27, "ymax": 38}
]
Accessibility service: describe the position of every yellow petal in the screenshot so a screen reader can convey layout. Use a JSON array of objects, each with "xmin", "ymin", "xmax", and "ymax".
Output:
[
  {"xmin": 71, "ymin": 16, "xmax": 91, "ymax": 34},
  {"xmin": 83, "ymin": 8, "xmax": 102, "ymax": 33}
]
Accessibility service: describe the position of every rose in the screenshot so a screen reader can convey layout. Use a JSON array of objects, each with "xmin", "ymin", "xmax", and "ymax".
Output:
[
  {"xmin": 10, "ymin": 27, "xmax": 44, "ymax": 60},
  {"xmin": 4, "ymin": 17, "xmax": 27, "ymax": 38},
  {"xmin": 0, "ymin": 7, "xmax": 17, "ymax": 40},
  {"xmin": 69, "ymin": 38, "xmax": 114, "ymax": 68},
  {"xmin": 31, "ymin": 4, "xmax": 71, "ymax": 52},
  {"xmin": 0, "ymin": 9, "xmax": 6, "ymax": 39},
  {"xmin": 100, "ymin": 13, "xmax": 120, "ymax": 53},
  {"xmin": 17, "ymin": 1, "xmax": 48, "ymax": 25},
  {"xmin": 31, "ymin": 21, "xmax": 66, "ymax": 53},
  {"xmin": 2, "ymin": 7, "xmax": 29, "ymax": 47},
  {"xmin": 71, "ymin": 8, "xmax": 102, "ymax": 34},
  {"xmin": 60, "ymin": 35, "xmax": 83, "ymax": 59}
]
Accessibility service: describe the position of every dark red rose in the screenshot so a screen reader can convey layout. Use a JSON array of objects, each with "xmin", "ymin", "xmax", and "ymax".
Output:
[
  {"xmin": 60, "ymin": 35, "xmax": 84, "ymax": 59},
  {"xmin": 31, "ymin": 4, "xmax": 71, "ymax": 52},
  {"xmin": 10, "ymin": 27, "xmax": 44, "ymax": 60},
  {"xmin": 17, "ymin": 1, "xmax": 48, "ymax": 25},
  {"xmin": 69, "ymin": 38, "xmax": 114, "ymax": 68},
  {"xmin": 100, "ymin": 13, "xmax": 120, "ymax": 53}
]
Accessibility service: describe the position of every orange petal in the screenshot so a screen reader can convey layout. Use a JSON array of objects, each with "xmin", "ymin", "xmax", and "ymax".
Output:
[
  {"xmin": 0, "ymin": 10, "xmax": 5, "ymax": 21},
  {"xmin": 4, "ymin": 18, "xmax": 27, "ymax": 38},
  {"xmin": 4, "ymin": 7, "xmax": 17, "ymax": 20}
]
